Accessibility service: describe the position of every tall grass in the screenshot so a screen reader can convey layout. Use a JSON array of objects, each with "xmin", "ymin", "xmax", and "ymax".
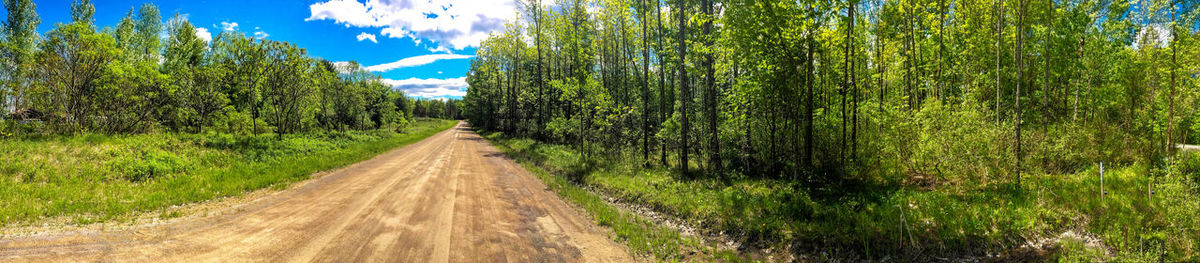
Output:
[
  {"xmin": 0, "ymin": 119, "xmax": 457, "ymax": 226},
  {"xmin": 484, "ymin": 132, "xmax": 1200, "ymax": 261}
]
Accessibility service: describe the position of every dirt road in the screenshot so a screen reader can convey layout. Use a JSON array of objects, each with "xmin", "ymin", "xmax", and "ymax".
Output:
[{"xmin": 0, "ymin": 122, "xmax": 633, "ymax": 262}]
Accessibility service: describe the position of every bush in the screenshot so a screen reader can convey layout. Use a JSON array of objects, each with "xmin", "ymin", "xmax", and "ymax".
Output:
[{"xmin": 113, "ymin": 149, "xmax": 188, "ymax": 182}]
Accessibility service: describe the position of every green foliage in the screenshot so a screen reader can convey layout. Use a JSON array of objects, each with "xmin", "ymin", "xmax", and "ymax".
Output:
[
  {"xmin": 460, "ymin": 0, "xmax": 1200, "ymax": 259},
  {"xmin": 33, "ymin": 21, "xmax": 121, "ymax": 132},
  {"xmin": 1, "ymin": 0, "xmax": 41, "ymax": 111},
  {"xmin": 0, "ymin": 1, "xmax": 430, "ymax": 136},
  {"xmin": 0, "ymin": 0, "xmax": 456, "ymax": 226},
  {"xmin": 487, "ymin": 133, "xmax": 1200, "ymax": 261},
  {"xmin": 0, "ymin": 119, "xmax": 456, "ymax": 226}
]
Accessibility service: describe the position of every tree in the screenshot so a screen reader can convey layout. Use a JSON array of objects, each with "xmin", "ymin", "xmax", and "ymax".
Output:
[
  {"xmin": 656, "ymin": 0, "xmax": 670, "ymax": 166},
  {"xmin": 703, "ymin": 0, "xmax": 721, "ymax": 173},
  {"xmin": 1166, "ymin": 0, "xmax": 1177, "ymax": 152},
  {"xmin": 677, "ymin": 0, "xmax": 691, "ymax": 173},
  {"xmin": 996, "ymin": 0, "xmax": 1004, "ymax": 123},
  {"xmin": 843, "ymin": 0, "xmax": 857, "ymax": 163},
  {"xmin": 641, "ymin": 0, "xmax": 653, "ymax": 165},
  {"xmin": 34, "ymin": 10, "xmax": 118, "ymax": 131},
  {"xmin": 133, "ymin": 3, "xmax": 163, "ymax": 62},
  {"xmin": 524, "ymin": 0, "xmax": 548, "ymax": 138},
  {"xmin": 456, "ymin": 0, "xmax": 1199, "ymax": 193},
  {"xmin": 1014, "ymin": 0, "xmax": 1027, "ymax": 186},
  {"xmin": 165, "ymin": 15, "xmax": 224, "ymax": 132},
  {"xmin": 261, "ymin": 41, "xmax": 315, "ymax": 137},
  {"xmin": 1, "ymin": 0, "xmax": 40, "ymax": 110},
  {"xmin": 211, "ymin": 31, "xmax": 268, "ymax": 135},
  {"xmin": 70, "ymin": 0, "xmax": 94, "ymax": 26}
]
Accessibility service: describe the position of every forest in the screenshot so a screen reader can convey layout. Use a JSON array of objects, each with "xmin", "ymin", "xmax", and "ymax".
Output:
[
  {"xmin": 0, "ymin": 0, "xmax": 465, "ymax": 232},
  {"xmin": 0, "ymin": 0, "xmax": 459, "ymax": 137},
  {"xmin": 463, "ymin": 0, "xmax": 1200, "ymax": 260}
]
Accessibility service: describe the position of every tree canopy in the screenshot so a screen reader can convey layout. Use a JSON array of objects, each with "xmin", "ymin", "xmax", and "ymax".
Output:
[
  {"xmin": 463, "ymin": 0, "xmax": 1200, "ymax": 181},
  {"xmin": 0, "ymin": 0, "xmax": 461, "ymax": 136}
]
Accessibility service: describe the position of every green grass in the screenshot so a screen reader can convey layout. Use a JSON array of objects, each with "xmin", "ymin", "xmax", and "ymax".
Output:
[
  {"xmin": 0, "ymin": 119, "xmax": 457, "ymax": 226},
  {"xmin": 483, "ymin": 133, "xmax": 1200, "ymax": 261}
]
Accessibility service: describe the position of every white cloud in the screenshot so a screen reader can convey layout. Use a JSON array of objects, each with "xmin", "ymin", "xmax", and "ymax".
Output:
[
  {"xmin": 363, "ymin": 53, "xmax": 473, "ymax": 72},
  {"xmin": 382, "ymin": 77, "xmax": 468, "ymax": 98},
  {"xmin": 219, "ymin": 21, "xmax": 239, "ymax": 31},
  {"xmin": 356, "ymin": 32, "xmax": 378, "ymax": 43},
  {"xmin": 426, "ymin": 45, "xmax": 451, "ymax": 54},
  {"xmin": 305, "ymin": 0, "xmax": 518, "ymax": 51},
  {"xmin": 195, "ymin": 27, "xmax": 212, "ymax": 42},
  {"xmin": 254, "ymin": 30, "xmax": 270, "ymax": 39}
]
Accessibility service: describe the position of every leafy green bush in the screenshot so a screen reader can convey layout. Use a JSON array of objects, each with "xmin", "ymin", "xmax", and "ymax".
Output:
[{"xmin": 112, "ymin": 149, "xmax": 188, "ymax": 182}]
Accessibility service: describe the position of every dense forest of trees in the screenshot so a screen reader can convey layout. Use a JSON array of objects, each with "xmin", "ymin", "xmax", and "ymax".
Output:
[
  {"xmin": 0, "ymin": 0, "xmax": 457, "ymax": 137},
  {"xmin": 464, "ymin": 0, "xmax": 1199, "ymax": 181}
]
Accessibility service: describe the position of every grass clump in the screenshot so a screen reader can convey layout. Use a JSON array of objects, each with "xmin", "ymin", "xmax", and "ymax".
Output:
[{"xmin": 0, "ymin": 119, "xmax": 457, "ymax": 226}]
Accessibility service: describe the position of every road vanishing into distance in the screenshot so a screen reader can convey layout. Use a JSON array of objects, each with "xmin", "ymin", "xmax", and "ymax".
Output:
[{"xmin": 0, "ymin": 122, "xmax": 632, "ymax": 262}]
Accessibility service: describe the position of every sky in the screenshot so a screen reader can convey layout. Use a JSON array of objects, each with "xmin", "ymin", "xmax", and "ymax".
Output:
[{"xmin": 1, "ymin": 0, "xmax": 522, "ymax": 99}]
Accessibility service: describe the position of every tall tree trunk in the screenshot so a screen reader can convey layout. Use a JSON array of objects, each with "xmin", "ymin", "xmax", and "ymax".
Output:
[
  {"xmin": 704, "ymin": 0, "xmax": 720, "ymax": 174},
  {"xmin": 1080, "ymin": 27, "xmax": 1089, "ymax": 121},
  {"xmin": 642, "ymin": 0, "xmax": 652, "ymax": 166},
  {"xmin": 877, "ymin": 6, "xmax": 884, "ymax": 118},
  {"xmin": 621, "ymin": 16, "xmax": 633, "ymax": 149},
  {"xmin": 677, "ymin": 0, "xmax": 690, "ymax": 173},
  {"xmin": 851, "ymin": 0, "xmax": 859, "ymax": 162},
  {"xmin": 938, "ymin": 0, "xmax": 946, "ymax": 102},
  {"xmin": 996, "ymin": 0, "xmax": 1004, "ymax": 123},
  {"xmin": 1168, "ymin": 4, "xmax": 1177, "ymax": 152},
  {"xmin": 842, "ymin": 0, "xmax": 851, "ymax": 165},
  {"xmin": 805, "ymin": 28, "xmax": 815, "ymax": 169},
  {"xmin": 509, "ymin": 53, "xmax": 517, "ymax": 133},
  {"xmin": 535, "ymin": 0, "xmax": 546, "ymax": 139},
  {"xmin": 1043, "ymin": 0, "xmax": 1053, "ymax": 169},
  {"xmin": 905, "ymin": 1, "xmax": 916, "ymax": 111},
  {"xmin": 842, "ymin": 0, "xmax": 856, "ymax": 163},
  {"xmin": 657, "ymin": 0, "xmax": 669, "ymax": 166},
  {"xmin": 1014, "ymin": 0, "xmax": 1026, "ymax": 187}
]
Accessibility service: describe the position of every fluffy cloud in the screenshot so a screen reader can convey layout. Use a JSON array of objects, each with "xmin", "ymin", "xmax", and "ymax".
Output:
[
  {"xmin": 195, "ymin": 27, "xmax": 212, "ymax": 42},
  {"xmin": 219, "ymin": 21, "xmax": 239, "ymax": 31},
  {"xmin": 362, "ymin": 54, "xmax": 473, "ymax": 72},
  {"xmin": 254, "ymin": 30, "xmax": 270, "ymax": 39},
  {"xmin": 382, "ymin": 77, "xmax": 468, "ymax": 98},
  {"xmin": 356, "ymin": 32, "xmax": 378, "ymax": 43},
  {"xmin": 306, "ymin": 0, "xmax": 517, "ymax": 51}
]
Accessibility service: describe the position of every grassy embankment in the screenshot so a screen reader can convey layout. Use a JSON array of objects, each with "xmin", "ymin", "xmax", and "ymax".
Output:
[
  {"xmin": 0, "ymin": 119, "xmax": 457, "ymax": 226},
  {"xmin": 484, "ymin": 132, "xmax": 1200, "ymax": 262}
]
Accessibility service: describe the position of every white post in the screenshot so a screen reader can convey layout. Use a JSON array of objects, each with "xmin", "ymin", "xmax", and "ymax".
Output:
[{"xmin": 1100, "ymin": 162, "xmax": 1104, "ymax": 203}]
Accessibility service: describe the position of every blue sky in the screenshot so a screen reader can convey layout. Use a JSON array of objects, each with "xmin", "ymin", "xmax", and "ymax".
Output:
[{"xmin": 1, "ymin": 0, "xmax": 521, "ymax": 99}]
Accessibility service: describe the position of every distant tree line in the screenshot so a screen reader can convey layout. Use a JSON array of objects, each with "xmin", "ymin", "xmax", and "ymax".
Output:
[
  {"xmin": 463, "ymin": 0, "xmax": 1199, "ymax": 181},
  {"xmin": 0, "ymin": 0, "xmax": 455, "ymax": 137}
]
